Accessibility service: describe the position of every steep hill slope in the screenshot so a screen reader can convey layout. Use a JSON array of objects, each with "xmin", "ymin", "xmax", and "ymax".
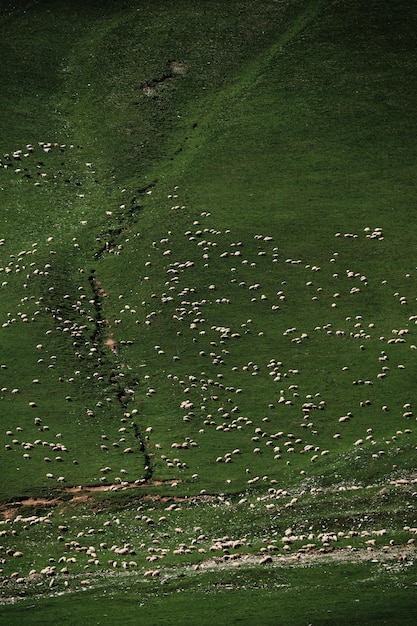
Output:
[{"xmin": 0, "ymin": 0, "xmax": 417, "ymax": 619}]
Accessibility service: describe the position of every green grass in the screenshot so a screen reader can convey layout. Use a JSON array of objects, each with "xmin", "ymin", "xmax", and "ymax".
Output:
[
  {"xmin": 1, "ymin": 562, "xmax": 416, "ymax": 625},
  {"xmin": 0, "ymin": 0, "xmax": 417, "ymax": 619}
]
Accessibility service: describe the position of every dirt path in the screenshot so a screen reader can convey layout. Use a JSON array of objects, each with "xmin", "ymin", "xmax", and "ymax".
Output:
[{"xmin": 193, "ymin": 544, "xmax": 417, "ymax": 572}]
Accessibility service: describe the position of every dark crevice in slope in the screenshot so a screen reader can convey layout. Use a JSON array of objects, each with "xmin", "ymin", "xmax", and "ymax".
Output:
[
  {"xmin": 138, "ymin": 72, "xmax": 174, "ymax": 97},
  {"xmin": 132, "ymin": 421, "xmax": 153, "ymax": 483},
  {"xmin": 88, "ymin": 270, "xmax": 106, "ymax": 347},
  {"xmin": 93, "ymin": 182, "xmax": 157, "ymax": 260},
  {"xmin": 88, "ymin": 271, "xmax": 152, "ymax": 482},
  {"xmin": 136, "ymin": 60, "xmax": 187, "ymax": 99}
]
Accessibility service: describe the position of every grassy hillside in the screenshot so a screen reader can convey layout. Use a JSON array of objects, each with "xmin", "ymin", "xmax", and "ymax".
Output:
[{"xmin": 0, "ymin": 0, "xmax": 416, "ymax": 621}]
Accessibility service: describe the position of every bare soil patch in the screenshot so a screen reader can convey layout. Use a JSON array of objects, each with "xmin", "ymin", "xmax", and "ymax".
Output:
[
  {"xmin": 0, "ymin": 479, "xmax": 185, "ymax": 518},
  {"xmin": 169, "ymin": 60, "xmax": 187, "ymax": 74},
  {"xmin": 105, "ymin": 335, "xmax": 118, "ymax": 354}
]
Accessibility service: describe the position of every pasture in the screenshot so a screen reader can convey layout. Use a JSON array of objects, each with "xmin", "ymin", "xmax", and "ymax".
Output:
[{"xmin": 0, "ymin": 0, "xmax": 416, "ymax": 622}]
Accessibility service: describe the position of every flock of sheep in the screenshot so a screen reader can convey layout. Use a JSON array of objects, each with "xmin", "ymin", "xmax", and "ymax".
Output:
[
  {"xmin": 1, "ymin": 141, "xmax": 416, "ymax": 490},
  {"xmin": 1, "ymin": 477, "xmax": 416, "ymax": 590},
  {"xmin": 0, "ymin": 141, "xmax": 416, "ymax": 592}
]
